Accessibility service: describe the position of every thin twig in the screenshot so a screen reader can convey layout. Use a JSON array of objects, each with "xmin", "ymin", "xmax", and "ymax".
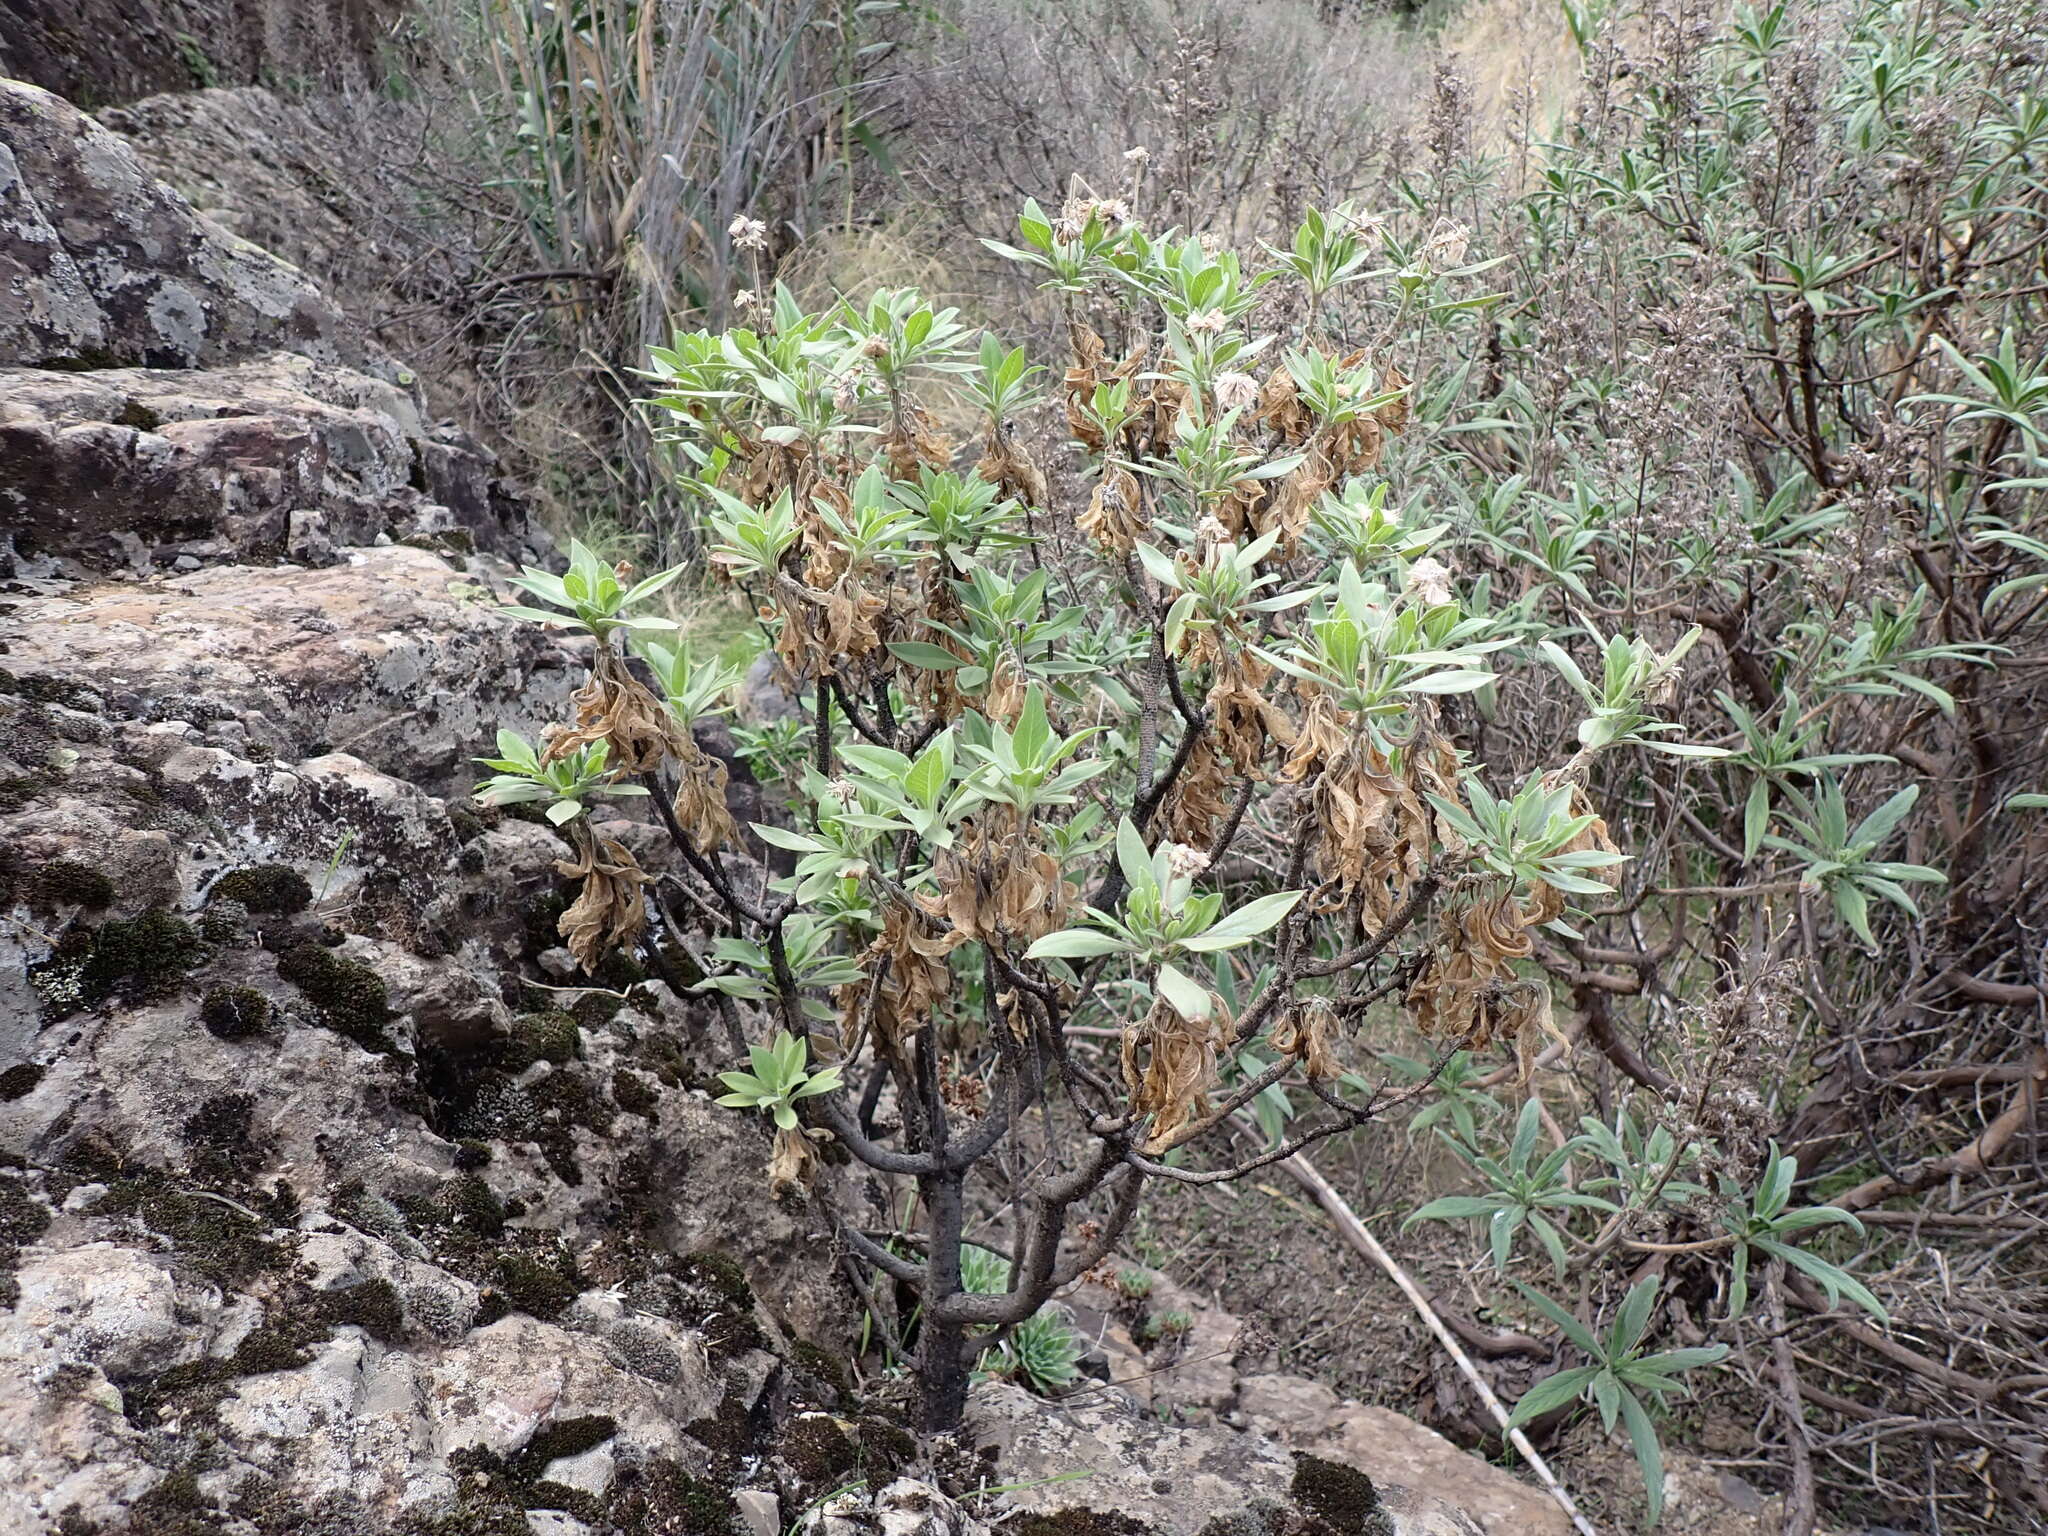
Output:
[{"xmin": 1266, "ymin": 1137, "xmax": 1602, "ymax": 1536}]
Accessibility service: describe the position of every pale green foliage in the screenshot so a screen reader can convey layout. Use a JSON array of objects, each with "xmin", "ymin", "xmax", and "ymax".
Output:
[
  {"xmin": 501, "ymin": 538, "xmax": 683, "ymax": 638},
  {"xmin": 961, "ymin": 1243, "xmax": 1085, "ymax": 1395},
  {"xmin": 472, "ymin": 731, "xmax": 649, "ymax": 825},
  {"xmin": 1505, "ymin": 1277, "xmax": 1729, "ymax": 1529},
  {"xmin": 1427, "ymin": 775, "xmax": 1632, "ymax": 899},
  {"xmin": 1761, "ymin": 784, "xmax": 1947, "ymax": 947},
  {"xmin": 1719, "ymin": 1146, "xmax": 1887, "ymax": 1324},
  {"xmin": 714, "ymin": 1030, "xmax": 845, "ymax": 1130}
]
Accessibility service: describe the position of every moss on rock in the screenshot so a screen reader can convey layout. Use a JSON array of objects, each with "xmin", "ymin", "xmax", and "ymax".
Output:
[
  {"xmin": 611, "ymin": 1067, "xmax": 659, "ymax": 1118},
  {"xmin": 607, "ymin": 1458, "xmax": 738, "ymax": 1536},
  {"xmin": 524, "ymin": 1414, "xmax": 617, "ymax": 1466},
  {"xmin": 490, "ymin": 1246, "xmax": 580, "ymax": 1322},
  {"xmin": 677, "ymin": 1249, "xmax": 765, "ymax": 1357},
  {"xmin": 200, "ymin": 985, "xmax": 273, "ymax": 1041},
  {"xmin": 180, "ymin": 1093, "xmax": 271, "ymax": 1184},
  {"xmin": 1290, "ymin": 1454, "xmax": 1390, "ymax": 1536},
  {"xmin": 209, "ymin": 864, "xmax": 313, "ymax": 915},
  {"xmin": 318, "ymin": 1277, "xmax": 406, "ymax": 1342},
  {"xmin": 33, "ymin": 908, "xmax": 204, "ymax": 1017},
  {"xmin": 1012, "ymin": 1512, "xmax": 1153, "ymax": 1536},
  {"xmin": 507, "ymin": 1010, "xmax": 580, "ymax": 1068},
  {"xmin": 277, "ymin": 942, "xmax": 397, "ymax": 1053},
  {"xmin": 0, "ymin": 1178, "xmax": 52, "ymax": 1245},
  {"xmin": 33, "ymin": 860, "xmax": 114, "ymax": 909},
  {"xmin": 132, "ymin": 1189, "xmax": 291, "ymax": 1287},
  {"xmin": 776, "ymin": 1412, "xmax": 859, "ymax": 1501}
]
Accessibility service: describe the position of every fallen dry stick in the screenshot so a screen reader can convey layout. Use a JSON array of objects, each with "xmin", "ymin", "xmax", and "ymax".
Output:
[{"xmin": 1263, "ymin": 1133, "xmax": 1602, "ymax": 1536}]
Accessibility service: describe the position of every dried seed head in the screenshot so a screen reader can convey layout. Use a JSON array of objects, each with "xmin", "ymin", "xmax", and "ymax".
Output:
[
  {"xmin": 1186, "ymin": 309, "xmax": 1226, "ymax": 335},
  {"xmin": 1215, "ymin": 371, "xmax": 1259, "ymax": 411},
  {"xmin": 1405, "ymin": 556, "xmax": 1455, "ymax": 608},
  {"xmin": 1423, "ymin": 218, "xmax": 1470, "ymax": 270},
  {"xmin": 728, "ymin": 215, "xmax": 769, "ymax": 251},
  {"xmin": 1347, "ymin": 208, "xmax": 1389, "ymax": 240},
  {"xmin": 1166, "ymin": 843, "xmax": 1211, "ymax": 880},
  {"xmin": 733, "ymin": 288, "xmax": 759, "ymax": 312},
  {"xmin": 1123, "ymin": 145, "xmax": 1151, "ymax": 165}
]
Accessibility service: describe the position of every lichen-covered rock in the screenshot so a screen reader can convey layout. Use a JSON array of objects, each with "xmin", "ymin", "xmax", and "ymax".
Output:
[
  {"xmin": 968, "ymin": 1380, "xmax": 1299, "ymax": 1536},
  {"xmin": 802, "ymin": 1477, "xmax": 988, "ymax": 1536},
  {"xmin": 0, "ymin": 546, "xmax": 577, "ymax": 790},
  {"xmin": 0, "ymin": 79, "xmax": 377, "ymax": 373},
  {"xmin": 0, "ymin": 353, "xmax": 542, "ymax": 567},
  {"xmin": 1063, "ymin": 1264, "xmax": 1568, "ymax": 1536},
  {"xmin": 0, "ymin": 654, "xmax": 860, "ymax": 1532},
  {"xmin": 0, "ymin": 0, "xmax": 403, "ymax": 112}
]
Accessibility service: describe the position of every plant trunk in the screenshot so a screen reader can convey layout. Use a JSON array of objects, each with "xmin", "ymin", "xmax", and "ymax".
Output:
[
  {"xmin": 917, "ymin": 1315, "xmax": 972, "ymax": 1433},
  {"xmin": 917, "ymin": 1165, "xmax": 970, "ymax": 1432}
]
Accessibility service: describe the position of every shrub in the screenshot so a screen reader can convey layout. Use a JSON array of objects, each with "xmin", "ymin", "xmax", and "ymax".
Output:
[{"xmin": 478, "ymin": 192, "xmax": 1734, "ymax": 1433}]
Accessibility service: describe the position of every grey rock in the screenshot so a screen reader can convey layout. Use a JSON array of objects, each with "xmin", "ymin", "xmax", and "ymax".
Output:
[
  {"xmin": 0, "ymin": 354, "xmax": 538, "ymax": 567},
  {"xmin": 968, "ymin": 1381, "xmax": 1296, "ymax": 1536},
  {"xmin": 0, "ymin": 4, "xmax": 400, "ymax": 109},
  {"xmin": 1, "ymin": 546, "xmax": 576, "ymax": 793},
  {"xmin": 0, "ymin": 80, "xmax": 368, "ymax": 372},
  {"xmin": 738, "ymin": 1487, "xmax": 784, "ymax": 1536}
]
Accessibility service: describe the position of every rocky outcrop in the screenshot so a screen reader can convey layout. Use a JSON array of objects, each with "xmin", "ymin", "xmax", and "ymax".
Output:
[
  {"xmin": 1, "ymin": 546, "xmax": 574, "ymax": 788},
  {"xmin": 100, "ymin": 87, "xmax": 434, "ymax": 330},
  {"xmin": 1051, "ymin": 1265, "xmax": 1569, "ymax": 1536},
  {"xmin": 0, "ymin": 0, "xmax": 402, "ymax": 116},
  {"xmin": 0, "ymin": 74, "xmax": 538, "ymax": 574},
  {"xmin": 0, "ymin": 79, "xmax": 375, "ymax": 372},
  {"xmin": 0, "ymin": 353, "xmax": 540, "ymax": 567},
  {"xmin": 0, "ymin": 647, "xmax": 872, "ymax": 1533}
]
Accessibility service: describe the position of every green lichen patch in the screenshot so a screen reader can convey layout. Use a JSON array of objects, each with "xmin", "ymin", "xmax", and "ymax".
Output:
[
  {"xmin": 276, "ymin": 942, "xmax": 398, "ymax": 1054},
  {"xmin": 1289, "ymin": 1454, "xmax": 1390, "ymax": 1536},
  {"xmin": 209, "ymin": 865, "xmax": 314, "ymax": 915},
  {"xmin": 200, "ymin": 985, "xmax": 274, "ymax": 1041}
]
